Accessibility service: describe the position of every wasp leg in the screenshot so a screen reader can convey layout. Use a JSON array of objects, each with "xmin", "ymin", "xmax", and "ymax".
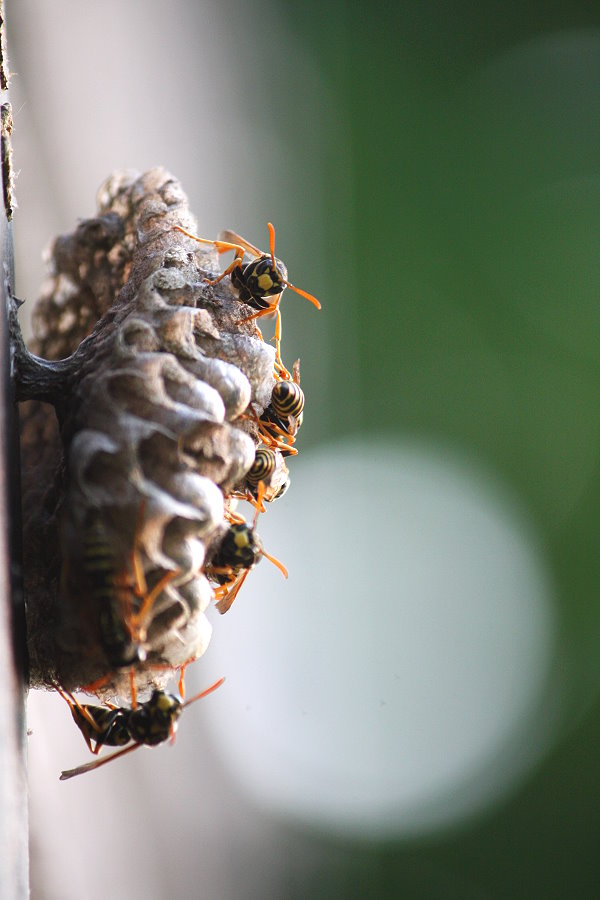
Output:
[
  {"xmin": 228, "ymin": 489, "xmax": 264, "ymax": 514},
  {"xmin": 129, "ymin": 668, "xmax": 138, "ymax": 709},
  {"xmin": 257, "ymin": 421, "xmax": 299, "ymax": 457},
  {"xmin": 224, "ymin": 506, "xmax": 246, "ymax": 525},
  {"xmin": 55, "ymin": 685, "xmax": 106, "ymax": 755},
  {"xmin": 243, "ymin": 407, "xmax": 298, "ymax": 456},
  {"xmin": 173, "ymin": 226, "xmax": 248, "ymax": 285},
  {"xmin": 80, "ymin": 673, "xmax": 111, "ymax": 695},
  {"xmin": 205, "ymin": 255, "xmax": 243, "ymax": 286},
  {"xmin": 238, "ymin": 299, "xmax": 280, "ymax": 326},
  {"xmin": 129, "ymin": 568, "xmax": 179, "ymax": 642},
  {"xmin": 80, "ymin": 669, "xmax": 139, "ymax": 709},
  {"xmin": 174, "ymin": 226, "xmax": 242, "ymax": 255},
  {"xmin": 272, "ymin": 309, "xmax": 289, "ymax": 377},
  {"xmin": 252, "ymin": 480, "xmax": 267, "ymax": 518},
  {"xmin": 177, "ymin": 658, "xmax": 197, "ymax": 700},
  {"xmin": 131, "ymin": 545, "xmax": 148, "ymax": 599}
]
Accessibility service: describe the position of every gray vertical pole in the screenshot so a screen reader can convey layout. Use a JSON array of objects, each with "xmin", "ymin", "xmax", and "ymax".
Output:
[{"xmin": 0, "ymin": 1, "xmax": 30, "ymax": 896}]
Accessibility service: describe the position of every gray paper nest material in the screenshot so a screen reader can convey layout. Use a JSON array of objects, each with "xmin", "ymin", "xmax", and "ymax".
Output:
[{"xmin": 20, "ymin": 168, "xmax": 286, "ymax": 698}]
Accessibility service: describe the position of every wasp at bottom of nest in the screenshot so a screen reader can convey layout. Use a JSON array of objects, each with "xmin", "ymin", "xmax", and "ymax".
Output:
[{"xmin": 57, "ymin": 676, "xmax": 225, "ymax": 780}]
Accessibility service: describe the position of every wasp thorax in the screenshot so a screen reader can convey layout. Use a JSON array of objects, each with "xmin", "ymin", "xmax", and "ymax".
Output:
[
  {"xmin": 127, "ymin": 690, "xmax": 182, "ymax": 746},
  {"xmin": 210, "ymin": 523, "xmax": 262, "ymax": 578}
]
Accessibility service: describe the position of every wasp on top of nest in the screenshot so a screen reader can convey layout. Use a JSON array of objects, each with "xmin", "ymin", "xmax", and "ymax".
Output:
[{"xmin": 174, "ymin": 221, "xmax": 321, "ymax": 373}]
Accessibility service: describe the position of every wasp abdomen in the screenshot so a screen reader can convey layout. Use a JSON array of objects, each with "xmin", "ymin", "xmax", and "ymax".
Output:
[
  {"xmin": 271, "ymin": 380, "xmax": 304, "ymax": 419},
  {"xmin": 71, "ymin": 704, "xmax": 131, "ymax": 749},
  {"xmin": 246, "ymin": 447, "xmax": 277, "ymax": 490},
  {"xmin": 83, "ymin": 518, "xmax": 141, "ymax": 668}
]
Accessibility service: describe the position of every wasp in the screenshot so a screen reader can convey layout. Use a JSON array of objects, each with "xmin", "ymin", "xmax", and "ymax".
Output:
[
  {"xmin": 206, "ymin": 503, "xmax": 288, "ymax": 614},
  {"xmin": 236, "ymin": 448, "xmax": 291, "ymax": 512},
  {"xmin": 80, "ymin": 509, "xmax": 176, "ymax": 669},
  {"xmin": 252, "ymin": 359, "xmax": 304, "ymax": 457},
  {"xmin": 57, "ymin": 677, "xmax": 225, "ymax": 780},
  {"xmin": 174, "ymin": 221, "xmax": 321, "ymax": 368}
]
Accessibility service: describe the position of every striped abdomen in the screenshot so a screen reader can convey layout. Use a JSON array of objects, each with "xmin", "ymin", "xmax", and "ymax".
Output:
[
  {"xmin": 245, "ymin": 447, "xmax": 277, "ymax": 490},
  {"xmin": 271, "ymin": 380, "xmax": 304, "ymax": 419},
  {"xmin": 83, "ymin": 518, "xmax": 140, "ymax": 667}
]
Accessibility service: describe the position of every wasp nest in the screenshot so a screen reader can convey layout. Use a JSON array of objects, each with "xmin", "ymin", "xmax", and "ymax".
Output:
[{"xmin": 17, "ymin": 168, "xmax": 299, "ymax": 700}]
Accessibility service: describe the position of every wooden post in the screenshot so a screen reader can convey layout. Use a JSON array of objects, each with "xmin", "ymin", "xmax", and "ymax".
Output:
[{"xmin": 0, "ymin": 1, "xmax": 30, "ymax": 895}]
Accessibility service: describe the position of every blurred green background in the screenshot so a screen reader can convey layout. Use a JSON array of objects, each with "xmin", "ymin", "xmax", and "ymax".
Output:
[{"xmin": 10, "ymin": 1, "xmax": 600, "ymax": 897}]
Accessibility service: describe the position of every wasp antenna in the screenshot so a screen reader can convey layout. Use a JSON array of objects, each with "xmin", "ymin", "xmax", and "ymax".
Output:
[
  {"xmin": 267, "ymin": 222, "xmax": 277, "ymax": 268},
  {"xmin": 261, "ymin": 548, "xmax": 288, "ymax": 579},
  {"xmin": 182, "ymin": 676, "xmax": 226, "ymax": 709},
  {"xmin": 60, "ymin": 742, "xmax": 141, "ymax": 780},
  {"xmin": 284, "ymin": 280, "xmax": 322, "ymax": 310}
]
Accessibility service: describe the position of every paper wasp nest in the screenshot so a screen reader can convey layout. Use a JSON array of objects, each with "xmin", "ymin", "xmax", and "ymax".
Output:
[{"xmin": 19, "ymin": 168, "xmax": 288, "ymax": 699}]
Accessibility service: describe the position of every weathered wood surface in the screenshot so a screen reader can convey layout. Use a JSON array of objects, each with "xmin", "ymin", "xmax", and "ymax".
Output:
[{"xmin": 0, "ymin": 1, "xmax": 29, "ymax": 894}]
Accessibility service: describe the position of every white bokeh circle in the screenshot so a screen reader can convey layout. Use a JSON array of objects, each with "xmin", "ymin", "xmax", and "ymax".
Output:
[{"xmin": 201, "ymin": 438, "xmax": 557, "ymax": 837}]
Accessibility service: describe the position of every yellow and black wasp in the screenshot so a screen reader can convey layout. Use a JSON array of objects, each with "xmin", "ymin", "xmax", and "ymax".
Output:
[
  {"xmin": 259, "ymin": 359, "xmax": 305, "ymax": 456},
  {"xmin": 206, "ymin": 499, "xmax": 288, "ymax": 614},
  {"xmin": 242, "ymin": 447, "xmax": 290, "ymax": 505},
  {"xmin": 174, "ymin": 221, "xmax": 321, "ymax": 368},
  {"xmin": 57, "ymin": 677, "xmax": 224, "ymax": 779},
  {"xmin": 246, "ymin": 359, "xmax": 304, "ymax": 459},
  {"xmin": 80, "ymin": 507, "xmax": 176, "ymax": 670}
]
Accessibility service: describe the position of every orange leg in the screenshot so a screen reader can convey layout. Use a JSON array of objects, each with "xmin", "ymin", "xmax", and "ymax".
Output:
[
  {"xmin": 206, "ymin": 256, "xmax": 243, "ymax": 286},
  {"xmin": 228, "ymin": 489, "xmax": 266, "ymax": 514},
  {"xmin": 81, "ymin": 673, "xmax": 112, "ymax": 695},
  {"xmin": 215, "ymin": 568, "xmax": 250, "ymax": 615},
  {"xmin": 141, "ymin": 656, "xmax": 196, "ymax": 699},
  {"xmin": 55, "ymin": 685, "xmax": 106, "ymax": 755},
  {"xmin": 256, "ymin": 420, "xmax": 298, "ymax": 456},
  {"xmin": 129, "ymin": 669, "xmax": 138, "ymax": 709},
  {"xmin": 129, "ymin": 569, "xmax": 179, "ymax": 641},
  {"xmin": 238, "ymin": 300, "xmax": 279, "ymax": 326},
  {"xmin": 252, "ymin": 480, "xmax": 267, "ymax": 518},
  {"xmin": 81, "ymin": 669, "xmax": 138, "ymax": 708},
  {"xmin": 224, "ymin": 506, "xmax": 246, "ymax": 524},
  {"xmin": 272, "ymin": 309, "xmax": 288, "ymax": 376},
  {"xmin": 178, "ymin": 661, "xmax": 191, "ymax": 699},
  {"xmin": 243, "ymin": 407, "xmax": 297, "ymax": 456},
  {"xmin": 174, "ymin": 226, "xmax": 247, "ymax": 285}
]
